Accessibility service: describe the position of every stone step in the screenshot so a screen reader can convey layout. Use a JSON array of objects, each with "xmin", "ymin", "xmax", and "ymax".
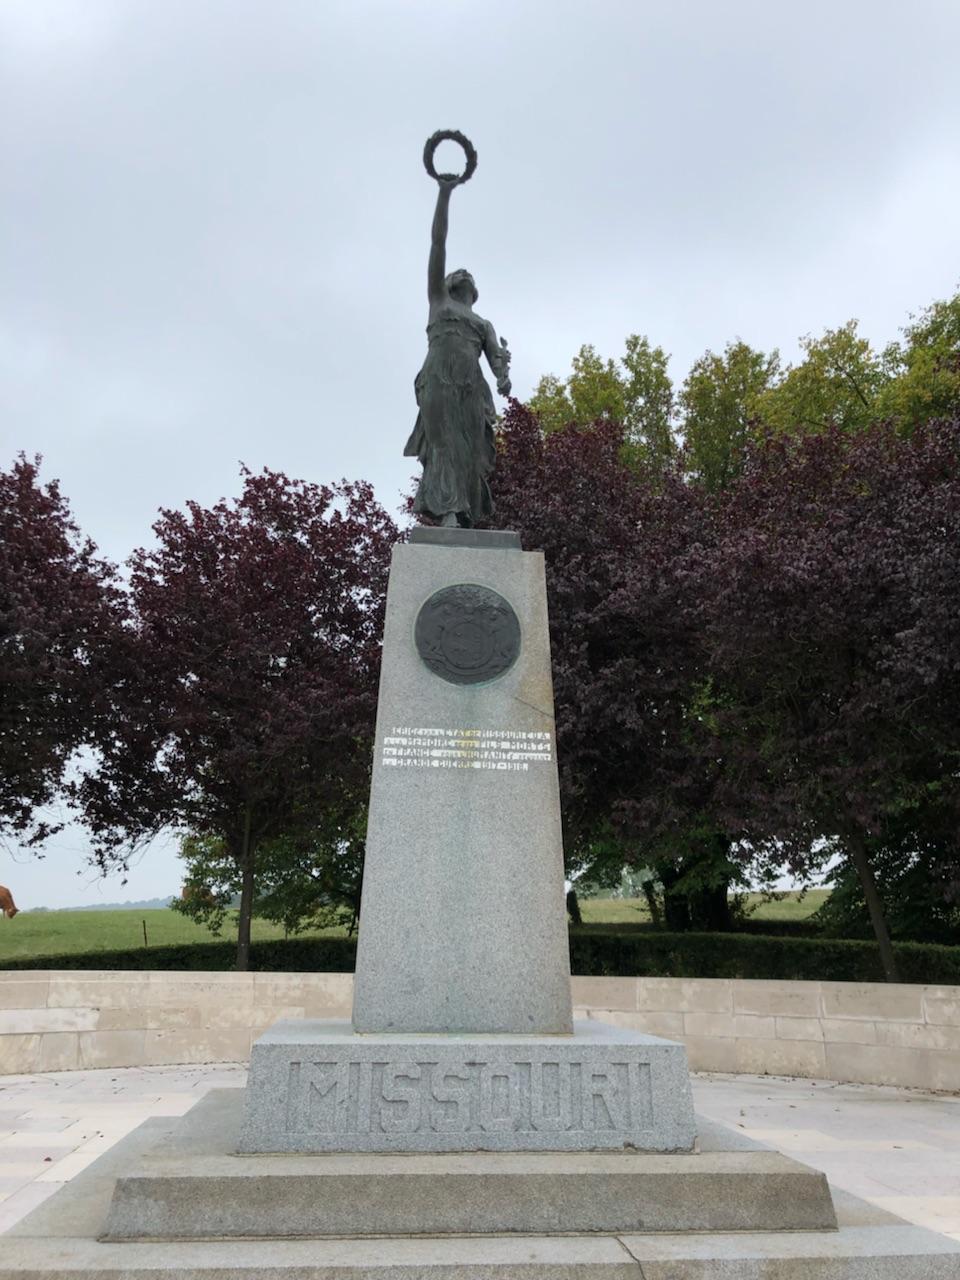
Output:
[
  {"xmin": 3, "ymin": 1225, "xmax": 959, "ymax": 1278},
  {"xmin": 3, "ymin": 1104, "xmax": 958, "ymax": 1279},
  {"xmin": 103, "ymin": 1090, "xmax": 836, "ymax": 1239}
]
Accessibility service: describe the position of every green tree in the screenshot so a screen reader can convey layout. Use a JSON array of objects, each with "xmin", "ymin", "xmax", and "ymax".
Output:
[
  {"xmin": 175, "ymin": 806, "xmax": 366, "ymax": 941},
  {"xmin": 679, "ymin": 341, "xmax": 780, "ymax": 491},
  {"xmin": 754, "ymin": 322, "xmax": 886, "ymax": 436},
  {"xmin": 529, "ymin": 336, "xmax": 676, "ymax": 470},
  {"xmin": 878, "ymin": 290, "xmax": 960, "ymax": 427},
  {"xmin": 621, "ymin": 335, "xmax": 676, "ymax": 470}
]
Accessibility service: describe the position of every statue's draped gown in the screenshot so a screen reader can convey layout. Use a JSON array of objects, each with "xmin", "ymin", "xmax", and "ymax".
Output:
[{"xmin": 404, "ymin": 303, "xmax": 496, "ymax": 523}]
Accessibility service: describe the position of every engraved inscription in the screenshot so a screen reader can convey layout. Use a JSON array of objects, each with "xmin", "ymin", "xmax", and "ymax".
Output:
[
  {"xmin": 283, "ymin": 1058, "xmax": 652, "ymax": 1136},
  {"xmin": 381, "ymin": 726, "xmax": 553, "ymax": 774}
]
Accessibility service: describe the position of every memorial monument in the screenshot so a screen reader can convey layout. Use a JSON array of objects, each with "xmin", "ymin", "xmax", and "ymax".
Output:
[
  {"xmin": 236, "ymin": 127, "xmax": 696, "ymax": 1152},
  {"xmin": 238, "ymin": 127, "xmax": 696, "ymax": 1156},
  {"xmin": 2, "ymin": 131, "xmax": 957, "ymax": 1278}
]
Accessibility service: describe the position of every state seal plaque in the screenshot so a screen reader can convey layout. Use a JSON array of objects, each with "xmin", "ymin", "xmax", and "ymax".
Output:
[{"xmin": 414, "ymin": 584, "xmax": 521, "ymax": 685}]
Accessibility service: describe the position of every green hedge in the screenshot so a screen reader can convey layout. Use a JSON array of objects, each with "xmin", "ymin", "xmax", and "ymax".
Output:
[
  {"xmin": 2, "ymin": 929, "xmax": 959, "ymax": 984},
  {"xmin": 0, "ymin": 937, "xmax": 357, "ymax": 973},
  {"xmin": 735, "ymin": 918, "xmax": 822, "ymax": 938},
  {"xmin": 569, "ymin": 928, "xmax": 960, "ymax": 983}
]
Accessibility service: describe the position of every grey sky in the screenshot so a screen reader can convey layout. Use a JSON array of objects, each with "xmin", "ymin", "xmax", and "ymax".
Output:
[{"xmin": 2, "ymin": 0, "xmax": 959, "ymax": 908}]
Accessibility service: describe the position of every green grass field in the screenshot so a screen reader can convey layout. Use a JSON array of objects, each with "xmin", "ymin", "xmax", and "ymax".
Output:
[
  {"xmin": 0, "ymin": 908, "xmax": 347, "ymax": 963},
  {"xmin": 578, "ymin": 888, "xmax": 828, "ymax": 926},
  {"xmin": 0, "ymin": 891, "xmax": 829, "ymax": 963}
]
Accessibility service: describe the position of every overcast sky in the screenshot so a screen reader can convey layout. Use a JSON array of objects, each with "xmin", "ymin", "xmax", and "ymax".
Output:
[{"xmin": 2, "ymin": 0, "xmax": 959, "ymax": 910}]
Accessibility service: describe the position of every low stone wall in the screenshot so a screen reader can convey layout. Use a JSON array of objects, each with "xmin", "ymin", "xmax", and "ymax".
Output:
[{"xmin": 1, "ymin": 972, "xmax": 957, "ymax": 1091}]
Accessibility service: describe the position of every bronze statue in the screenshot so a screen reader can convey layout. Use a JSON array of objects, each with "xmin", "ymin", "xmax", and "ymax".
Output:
[{"xmin": 405, "ymin": 131, "xmax": 511, "ymax": 528}]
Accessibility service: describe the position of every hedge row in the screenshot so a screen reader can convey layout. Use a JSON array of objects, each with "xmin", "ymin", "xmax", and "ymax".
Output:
[
  {"xmin": 0, "ymin": 938, "xmax": 357, "ymax": 973},
  {"xmin": 569, "ymin": 928, "xmax": 960, "ymax": 983},
  {"xmin": 2, "ymin": 929, "xmax": 959, "ymax": 984}
]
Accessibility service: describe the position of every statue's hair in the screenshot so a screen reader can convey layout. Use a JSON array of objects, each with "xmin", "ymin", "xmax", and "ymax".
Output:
[{"xmin": 445, "ymin": 269, "xmax": 478, "ymax": 304}]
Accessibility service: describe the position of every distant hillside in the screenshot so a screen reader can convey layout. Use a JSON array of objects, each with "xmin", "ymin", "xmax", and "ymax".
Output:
[{"xmin": 27, "ymin": 897, "xmax": 176, "ymax": 912}]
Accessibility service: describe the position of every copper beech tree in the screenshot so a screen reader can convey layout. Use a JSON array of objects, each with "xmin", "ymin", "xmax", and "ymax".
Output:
[
  {"xmin": 689, "ymin": 418, "xmax": 960, "ymax": 980},
  {"xmin": 490, "ymin": 404, "xmax": 960, "ymax": 978},
  {"xmin": 76, "ymin": 469, "xmax": 397, "ymax": 970},
  {"xmin": 1, "ymin": 455, "xmax": 123, "ymax": 845},
  {"xmin": 487, "ymin": 404, "xmax": 723, "ymax": 901}
]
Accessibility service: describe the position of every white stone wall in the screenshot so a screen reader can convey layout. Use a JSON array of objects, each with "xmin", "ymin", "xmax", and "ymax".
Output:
[
  {"xmin": 572, "ymin": 976, "xmax": 960, "ymax": 1093},
  {"xmin": 1, "ymin": 972, "xmax": 957, "ymax": 1091}
]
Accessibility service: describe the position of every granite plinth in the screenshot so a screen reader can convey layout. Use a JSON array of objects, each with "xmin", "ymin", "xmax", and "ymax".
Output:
[
  {"xmin": 239, "ymin": 1018, "xmax": 696, "ymax": 1153},
  {"xmin": 352, "ymin": 539, "xmax": 572, "ymax": 1036},
  {"xmin": 408, "ymin": 525, "xmax": 522, "ymax": 549},
  {"xmin": 5, "ymin": 1103, "xmax": 959, "ymax": 1278},
  {"xmin": 104, "ymin": 1089, "xmax": 836, "ymax": 1239}
]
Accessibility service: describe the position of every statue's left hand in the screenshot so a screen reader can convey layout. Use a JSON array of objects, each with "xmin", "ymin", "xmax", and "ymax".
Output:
[{"xmin": 498, "ymin": 377, "xmax": 512, "ymax": 397}]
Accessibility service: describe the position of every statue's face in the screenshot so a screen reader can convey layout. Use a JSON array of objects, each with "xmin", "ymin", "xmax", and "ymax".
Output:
[{"xmin": 447, "ymin": 271, "xmax": 478, "ymax": 304}]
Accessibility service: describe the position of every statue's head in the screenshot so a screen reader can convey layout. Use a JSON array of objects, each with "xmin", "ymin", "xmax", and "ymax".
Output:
[{"xmin": 446, "ymin": 269, "xmax": 478, "ymax": 304}]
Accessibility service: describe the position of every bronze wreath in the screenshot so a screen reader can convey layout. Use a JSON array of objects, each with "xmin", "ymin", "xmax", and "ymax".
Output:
[{"xmin": 423, "ymin": 129, "xmax": 478, "ymax": 185}]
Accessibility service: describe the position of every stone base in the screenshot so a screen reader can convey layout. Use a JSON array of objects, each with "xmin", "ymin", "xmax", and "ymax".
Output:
[
  {"xmin": 104, "ymin": 1090, "xmax": 836, "ymax": 1239},
  {"xmin": 2, "ymin": 1103, "xmax": 959, "ymax": 1278},
  {"xmin": 239, "ymin": 1018, "xmax": 697, "ymax": 1153}
]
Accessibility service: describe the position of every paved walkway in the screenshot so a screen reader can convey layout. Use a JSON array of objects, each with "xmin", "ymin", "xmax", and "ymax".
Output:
[{"xmin": 0, "ymin": 1064, "xmax": 957, "ymax": 1242}]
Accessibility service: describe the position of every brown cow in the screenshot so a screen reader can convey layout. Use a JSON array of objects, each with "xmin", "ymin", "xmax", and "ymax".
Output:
[{"xmin": 0, "ymin": 886, "xmax": 18, "ymax": 919}]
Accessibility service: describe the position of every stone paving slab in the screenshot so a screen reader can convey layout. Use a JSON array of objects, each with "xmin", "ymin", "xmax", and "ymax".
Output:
[
  {"xmin": 692, "ymin": 1071, "xmax": 960, "ymax": 1243},
  {"xmin": 620, "ymin": 1225, "xmax": 960, "ymax": 1278}
]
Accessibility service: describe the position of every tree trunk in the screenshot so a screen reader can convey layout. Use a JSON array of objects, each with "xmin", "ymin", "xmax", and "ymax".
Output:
[
  {"xmin": 566, "ymin": 887, "xmax": 583, "ymax": 926},
  {"xmin": 235, "ymin": 807, "xmax": 256, "ymax": 972},
  {"xmin": 689, "ymin": 880, "xmax": 732, "ymax": 932},
  {"xmin": 663, "ymin": 886, "xmax": 691, "ymax": 931},
  {"xmin": 642, "ymin": 879, "xmax": 662, "ymax": 928},
  {"xmin": 846, "ymin": 825, "xmax": 900, "ymax": 982}
]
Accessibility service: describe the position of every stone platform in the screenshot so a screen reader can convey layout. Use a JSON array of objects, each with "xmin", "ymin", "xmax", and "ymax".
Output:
[
  {"xmin": 238, "ymin": 1018, "xmax": 697, "ymax": 1153},
  {"xmin": 2, "ymin": 1102, "xmax": 959, "ymax": 1278},
  {"xmin": 105, "ymin": 1089, "xmax": 836, "ymax": 1238}
]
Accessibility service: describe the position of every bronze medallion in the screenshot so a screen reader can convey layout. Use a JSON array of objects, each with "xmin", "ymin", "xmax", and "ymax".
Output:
[{"xmin": 415, "ymin": 584, "xmax": 521, "ymax": 685}]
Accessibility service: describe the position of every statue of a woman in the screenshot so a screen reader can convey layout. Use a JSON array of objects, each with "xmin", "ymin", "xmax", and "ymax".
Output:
[{"xmin": 404, "ymin": 159, "xmax": 512, "ymax": 529}]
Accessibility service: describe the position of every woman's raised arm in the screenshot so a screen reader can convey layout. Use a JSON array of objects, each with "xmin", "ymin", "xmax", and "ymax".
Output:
[{"xmin": 427, "ymin": 180, "xmax": 456, "ymax": 304}]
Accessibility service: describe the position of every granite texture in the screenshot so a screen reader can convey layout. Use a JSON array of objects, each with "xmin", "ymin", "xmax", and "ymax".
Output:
[
  {"xmin": 5, "ymin": 1230, "xmax": 958, "ymax": 1279},
  {"xmin": 239, "ymin": 1018, "xmax": 696, "ymax": 1153},
  {"xmin": 5, "ymin": 1101, "xmax": 959, "ymax": 1278},
  {"xmin": 105, "ymin": 1089, "xmax": 835, "ymax": 1239},
  {"xmin": 352, "ymin": 540, "xmax": 572, "ymax": 1035}
]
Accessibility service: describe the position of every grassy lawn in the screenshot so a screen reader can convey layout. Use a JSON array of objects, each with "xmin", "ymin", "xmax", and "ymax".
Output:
[
  {"xmin": 0, "ymin": 908, "xmax": 347, "ymax": 963},
  {"xmin": 0, "ymin": 891, "xmax": 831, "ymax": 963},
  {"xmin": 578, "ymin": 888, "xmax": 829, "ymax": 926}
]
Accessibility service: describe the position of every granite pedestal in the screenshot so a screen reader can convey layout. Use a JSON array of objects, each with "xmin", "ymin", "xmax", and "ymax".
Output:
[
  {"xmin": 351, "ymin": 532, "xmax": 573, "ymax": 1036},
  {"xmin": 239, "ymin": 1019, "xmax": 696, "ymax": 1153}
]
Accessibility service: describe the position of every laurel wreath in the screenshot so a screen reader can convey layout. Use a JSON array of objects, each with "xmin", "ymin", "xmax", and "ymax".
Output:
[{"xmin": 422, "ymin": 129, "xmax": 478, "ymax": 185}]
